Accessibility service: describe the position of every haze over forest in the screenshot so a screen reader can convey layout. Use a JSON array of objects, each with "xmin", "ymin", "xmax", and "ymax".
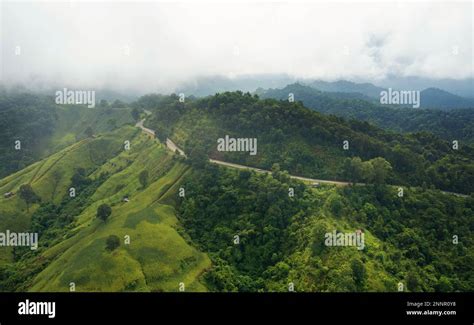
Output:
[{"xmin": 1, "ymin": 0, "xmax": 472, "ymax": 95}]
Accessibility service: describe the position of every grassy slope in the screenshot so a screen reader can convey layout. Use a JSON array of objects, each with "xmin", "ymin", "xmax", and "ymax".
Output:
[
  {"xmin": 0, "ymin": 126, "xmax": 210, "ymax": 292},
  {"xmin": 43, "ymin": 105, "xmax": 134, "ymax": 156},
  {"xmin": 0, "ymin": 127, "xmax": 139, "ymax": 264}
]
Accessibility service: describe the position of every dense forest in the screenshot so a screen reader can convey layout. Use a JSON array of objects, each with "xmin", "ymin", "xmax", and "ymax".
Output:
[
  {"xmin": 142, "ymin": 91, "xmax": 474, "ymax": 194},
  {"xmin": 0, "ymin": 93, "xmax": 57, "ymax": 177},
  {"xmin": 177, "ymin": 163, "xmax": 473, "ymax": 291},
  {"xmin": 259, "ymin": 83, "xmax": 474, "ymax": 143}
]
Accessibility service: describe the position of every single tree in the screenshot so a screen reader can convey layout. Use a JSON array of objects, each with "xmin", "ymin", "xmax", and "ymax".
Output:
[
  {"xmin": 327, "ymin": 193, "xmax": 344, "ymax": 217},
  {"xmin": 360, "ymin": 160, "xmax": 375, "ymax": 183},
  {"xmin": 97, "ymin": 204, "xmax": 112, "ymax": 222},
  {"xmin": 19, "ymin": 184, "xmax": 39, "ymax": 212},
  {"xmin": 271, "ymin": 163, "xmax": 281, "ymax": 174},
  {"xmin": 71, "ymin": 167, "xmax": 89, "ymax": 187},
  {"xmin": 106, "ymin": 235, "xmax": 120, "ymax": 251},
  {"xmin": 436, "ymin": 276, "xmax": 453, "ymax": 292},
  {"xmin": 369, "ymin": 157, "xmax": 392, "ymax": 184}
]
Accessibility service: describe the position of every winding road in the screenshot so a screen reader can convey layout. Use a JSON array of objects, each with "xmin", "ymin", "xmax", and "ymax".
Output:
[
  {"xmin": 135, "ymin": 116, "xmax": 350, "ymax": 186},
  {"xmin": 136, "ymin": 115, "xmax": 186, "ymax": 157},
  {"xmin": 135, "ymin": 113, "xmax": 469, "ymax": 196},
  {"xmin": 208, "ymin": 159, "xmax": 351, "ymax": 186}
]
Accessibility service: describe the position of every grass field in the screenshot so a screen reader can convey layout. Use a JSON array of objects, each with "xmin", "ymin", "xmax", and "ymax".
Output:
[
  {"xmin": 42, "ymin": 105, "xmax": 134, "ymax": 156},
  {"xmin": 0, "ymin": 126, "xmax": 139, "ymax": 264},
  {"xmin": 0, "ymin": 123, "xmax": 210, "ymax": 291}
]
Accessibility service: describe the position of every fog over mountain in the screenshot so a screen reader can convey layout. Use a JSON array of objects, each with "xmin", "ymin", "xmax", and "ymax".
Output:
[{"xmin": 1, "ymin": 0, "xmax": 472, "ymax": 94}]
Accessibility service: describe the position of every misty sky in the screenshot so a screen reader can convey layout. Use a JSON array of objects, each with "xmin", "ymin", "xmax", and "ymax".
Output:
[{"xmin": 1, "ymin": 0, "xmax": 472, "ymax": 92}]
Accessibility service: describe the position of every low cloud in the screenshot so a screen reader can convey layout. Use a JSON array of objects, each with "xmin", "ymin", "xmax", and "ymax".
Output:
[{"xmin": 1, "ymin": 0, "xmax": 472, "ymax": 93}]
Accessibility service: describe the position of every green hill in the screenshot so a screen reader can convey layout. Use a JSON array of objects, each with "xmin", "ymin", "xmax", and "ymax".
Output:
[
  {"xmin": 259, "ymin": 83, "xmax": 474, "ymax": 143},
  {"xmin": 0, "ymin": 126, "xmax": 210, "ymax": 292},
  {"xmin": 0, "ymin": 126, "xmax": 139, "ymax": 263},
  {"xmin": 177, "ymin": 163, "xmax": 473, "ymax": 292},
  {"xmin": 0, "ymin": 92, "xmax": 472, "ymax": 293},
  {"xmin": 143, "ymin": 91, "xmax": 474, "ymax": 194},
  {"xmin": 0, "ymin": 92, "xmax": 134, "ymax": 178}
]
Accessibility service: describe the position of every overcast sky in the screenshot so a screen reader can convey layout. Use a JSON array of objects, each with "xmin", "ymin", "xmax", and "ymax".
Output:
[{"xmin": 1, "ymin": 0, "xmax": 472, "ymax": 92}]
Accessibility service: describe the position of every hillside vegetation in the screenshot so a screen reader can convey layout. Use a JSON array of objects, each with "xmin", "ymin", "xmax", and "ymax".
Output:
[
  {"xmin": 143, "ymin": 92, "xmax": 474, "ymax": 194},
  {"xmin": 177, "ymin": 164, "xmax": 473, "ymax": 291},
  {"xmin": 259, "ymin": 83, "xmax": 474, "ymax": 143},
  {"xmin": 0, "ymin": 92, "xmax": 133, "ymax": 178},
  {"xmin": 0, "ymin": 92, "xmax": 472, "ymax": 293},
  {"xmin": 0, "ymin": 126, "xmax": 210, "ymax": 291}
]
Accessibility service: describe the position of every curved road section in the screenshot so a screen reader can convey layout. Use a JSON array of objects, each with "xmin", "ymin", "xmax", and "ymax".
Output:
[
  {"xmin": 136, "ymin": 117, "xmax": 349, "ymax": 186},
  {"xmin": 136, "ymin": 114, "xmax": 468, "ymax": 196}
]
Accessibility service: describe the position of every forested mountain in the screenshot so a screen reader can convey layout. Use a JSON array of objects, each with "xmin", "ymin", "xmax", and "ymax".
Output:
[
  {"xmin": 376, "ymin": 76, "xmax": 474, "ymax": 99},
  {"xmin": 259, "ymin": 83, "xmax": 474, "ymax": 143},
  {"xmin": 307, "ymin": 80, "xmax": 474, "ymax": 109},
  {"xmin": 0, "ymin": 93, "xmax": 57, "ymax": 178},
  {"xmin": 0, "ymin": 91, "xmax": 472, "ymax": 293},
  {"xmin": 308, "ymin": 80, "xmax": 384, "ymax": 99},
  {"xmin": 1, "ymin": 123, "xmax": 471, "ymax": 292},
  {"xmin": 143, "ymin": 91, "xmax": 474, "ymax": 194},
  {"xmin": 178, "ymin": 164, "xmax": 473, "ymax": 292},
  {"xmin": 419, "ymin": 88, "xmax": 474, "ymax": 110}
]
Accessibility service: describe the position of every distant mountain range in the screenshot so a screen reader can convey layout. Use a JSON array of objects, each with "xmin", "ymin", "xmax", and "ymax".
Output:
[
  {"xmin": 418, "ymin": 87, "xmax": 474, "ymax": 110},
  {"xmin": 174, "ymin": 75, "xmax": 473, "ymax": 109},
  {"xmin": 308, "ymin": 80, "xmax": 384, "ymax": 99},
  {"xmin": 306, "ymin": 80, "xmax": 474, "ymax": 110},
  {"xmin": 376, "ymin": 76, "xmax": 474, "ymax": 99},
  {"xmin": 176, "ymin": 74, "xmax": 299, "ymax": 97},
  {"xmin": 258, "ymin": 83, "xmax": 474, "ymax": 143}
]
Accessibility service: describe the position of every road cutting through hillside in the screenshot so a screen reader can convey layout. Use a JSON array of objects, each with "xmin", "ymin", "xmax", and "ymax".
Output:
[
  {"xmin": 136, "ymin": 117, "xmax": 360, "ymax": 187},
  {"xmin": 135, "ymin": 115, "xmax": 469, "ymax": 197}
]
